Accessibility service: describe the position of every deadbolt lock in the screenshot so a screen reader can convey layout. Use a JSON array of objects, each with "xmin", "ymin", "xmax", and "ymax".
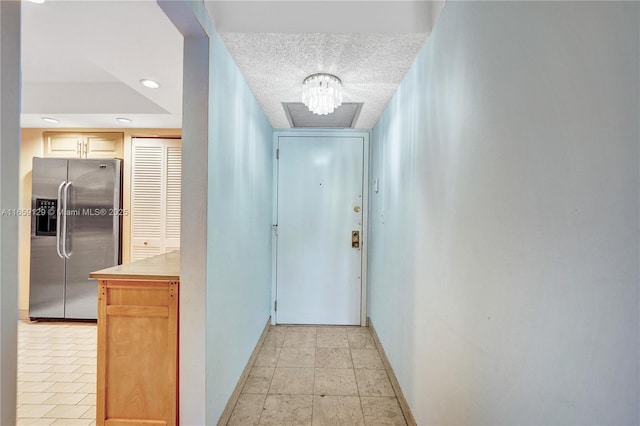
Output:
[{"xmin": 352, "ymin": 231, "xmax": 360, "ymax": 248}]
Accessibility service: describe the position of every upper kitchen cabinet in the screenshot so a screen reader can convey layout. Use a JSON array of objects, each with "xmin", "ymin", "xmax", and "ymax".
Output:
[{"xmin": 43, "ymin": 132, "xmax": 124, "ymax": 159}]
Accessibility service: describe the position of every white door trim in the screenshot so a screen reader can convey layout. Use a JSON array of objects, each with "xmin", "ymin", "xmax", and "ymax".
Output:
[{"xmin": 271, "ymin": 130, "xmax": 370, "ymax": 326}]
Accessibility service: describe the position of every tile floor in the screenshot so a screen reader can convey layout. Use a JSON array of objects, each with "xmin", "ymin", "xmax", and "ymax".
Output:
[
  {"xmin": 227, "ymin": 325, "xmax": 408, "ymax": 426},
  {"xmin": 17, "ymin": 320, "xmax": 97, "ymax": 426}
]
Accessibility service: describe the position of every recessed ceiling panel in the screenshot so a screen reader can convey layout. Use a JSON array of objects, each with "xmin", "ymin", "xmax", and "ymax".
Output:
[{"xmin": 283, "ymin": 102, "xmax": 363, "ymax": 128}]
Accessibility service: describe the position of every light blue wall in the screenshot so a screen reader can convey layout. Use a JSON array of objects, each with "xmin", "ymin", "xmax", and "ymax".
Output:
[
  {"xmin": 369, "ymin": 2, "xmax": 639, "ymax": 424},
  {"xmin": 206, "ymin": 29, "xmax": 273, "ymax": 423}
]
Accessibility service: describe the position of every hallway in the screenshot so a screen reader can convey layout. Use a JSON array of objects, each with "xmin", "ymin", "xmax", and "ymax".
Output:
[{"xmin": 227, "ymin": 325, "xmax": 406, "ymax": 425}]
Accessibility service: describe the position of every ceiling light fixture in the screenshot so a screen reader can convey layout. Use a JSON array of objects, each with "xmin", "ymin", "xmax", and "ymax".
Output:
[
  {"xmin": 302, "ymin": 73, "xmax": 342, "ymax": 115},
  {"xmin": 139, "ymin": 79, "xmax": 160, "ymax": 89},
  {"xmin": 116, "ymin": 117, "xmax": 132, "ymax": 123},
  {"xmin": 42, "ymin": 117, "xmax": 59, "ymax": 123},
  {"xmin": 27, "ymin": 0, "xmax": 46, "ymax": 4}
]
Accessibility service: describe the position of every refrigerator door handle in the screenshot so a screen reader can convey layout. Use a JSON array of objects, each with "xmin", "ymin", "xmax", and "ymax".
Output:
[
  {"xmin": 62, "ymin": 181, "xmax": 72, "ymax": 259},
  {"xmin": 56, "ymin": 181, "xmax": 66, "ymax": 259}
]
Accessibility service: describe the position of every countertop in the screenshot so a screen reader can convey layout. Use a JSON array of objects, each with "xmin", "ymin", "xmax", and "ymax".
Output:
[{"xmin": 89, "ymin": 250, "xmax": 180, "ymax": 281}]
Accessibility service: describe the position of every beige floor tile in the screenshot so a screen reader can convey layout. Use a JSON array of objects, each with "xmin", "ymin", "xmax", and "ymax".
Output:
[
  {"xmin": 314, "ymin": 368, "xmax": 358, "ymax": 396},
  {"xmin": 74, "ymin": 357, "xmax": 97, "ymax": 366},
  {"xmin": 21, "ymin": 356, "xmax": 53, "ymax": 364},
  {"xmin": 74, "ymin": 365, "xmax": 97, "ymax": 374},
  {"xmin": 17, "ymin": 392, "xmax": 55, "ymax": 405},
  {"xmin": 243, "ymin": 367, "xmax": 275, "ymax": 394},
  {"xmin": 43, "ymin": 404, "xmax": 91, "ymax": 419},
  {"xmin": 17, "ymin": 404, "xmax": 57, "ymax": 419},
  {"xmin": 43, "ymin": 382, "xmax": 85, "ymax": 393},
  {"xmin": 45, "ymin": 364, "xmax": 82, "ymax": 374},
  {"xmin": 355, "ymin": 370, "xmax": 395, "ymax": 397},
  {"xmin": 228, "ymin": 393, "xmax": 266, "ymax": 426},
  {"xmin": 76, "ymin": 383, "xmax": 96, "ymax": 394},
  {"xmin": 50, "ymin": 419, "xmax": 93, "ymax": 426},
  {"xmin": 361, "ymin": 397, "xmax": 407, "ymax": 425},
  {"xmin": 74, "ymin": 373, "xmax": 97, "ymax": 384},
  {"xmin": 312, "ymin": 395, "xmax": 364, "ymax": 426},
  {"xmin": 18, "ymin": 372, "xmax": 54, "ymax": 382},
  {"xmin": 18, "ymin": 349, "xmax": 52, "ymax": 357},
  {"xmin": 263, "ymin": 332, "xmax": 285, "ymax": 347},
  {"xmin": 277, "ymin": 347, "xmax": 315, "ymax": 368},
  {"xmin": 19, "ymin": 363, "xmax": 54, "ymax": 373},
  {"xmin": 42, "ymin": 392, "xmax": 88, "ymax": 405},
  {"xmin": 77, "ymin": 394, "xmax": 96, "ymax": 406},
  {"xmin": 283, "ymin": 331, "xmax": 317, "ymax": 348},
  {"xmin": 46, "ymin": 372, "xmax": 83, "ymax": 383},
  {"xmin": 347, "ymin": 331, "xmax": 376, "ymax": 349},
  {"xmin": 46, "ymin": 351, "xmax": 78, "ymax": 358},
  {"xmin": 17, "ymin": 418, "xmax": 55, "ymax": 425},
  {"xmin": 255, "ymin": 347, "xmax": 281, "ymax": 367},
  {"xmin": 19, "ymin": 343, "xmax": 52, "ymax": 350},
  {"xmin": 80, "ymin": 405, "xmax": 96, "ymax": 419},
  {"xmin": 351, "ymin": 349, "xmax": 384, "ymax": 369},
  {"xmin": 268, "ymin": 326, "xmax": 287, "ymax": 334},
  {"xmin": 18, "ymin": 381, "xmax": 56, "ymax": 393},
  {"xmin": 259, "ymin": 394, "xmax": 312, "ymax": 426},
  {"xmin": 72, "ymin": 351, "xmax": 96, "ymax": 358},
  {"xmin": 268, "ymin": 367, "xmax": 314, "ymax": 395},
  {"xmin": 47, "ymin": 357, "xmax": 80, "ymax": 365},
  {"xmin": 316, "ymin": 331, "xmax": 349, "ymax": 348},
  {"xmin": 315, "ymin": 348, "xmax": 353, "ymax": 368}
]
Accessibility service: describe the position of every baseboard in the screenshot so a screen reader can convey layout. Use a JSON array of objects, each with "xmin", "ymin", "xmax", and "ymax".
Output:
[
  {"xmin": 368, "ymin": 317, "xmax": 417, "ymax": 426},
  {"xmin": 217, "ymin": 316, "xmax": 272, "ymax": 426}
]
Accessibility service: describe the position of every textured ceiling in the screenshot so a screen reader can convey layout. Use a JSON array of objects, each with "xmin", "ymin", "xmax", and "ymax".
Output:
[
  {"xmin": 219, "ymin": 32, "xmax": 429, "ymax": 129},
  {"xmin": 207, "ymin": 0, "xmax": 443, "ymax": 130}
]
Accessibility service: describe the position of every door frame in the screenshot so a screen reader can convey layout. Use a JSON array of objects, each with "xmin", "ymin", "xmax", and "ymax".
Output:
[{"xmin": 271, "ymin": 129, "xmax": 370, "ymax": 326}]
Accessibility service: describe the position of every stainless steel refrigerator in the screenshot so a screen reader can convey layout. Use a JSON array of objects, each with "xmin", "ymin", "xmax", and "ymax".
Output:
[{"xmin": 29, "ymin": 157, "xmax": 122, "ymax": 320}]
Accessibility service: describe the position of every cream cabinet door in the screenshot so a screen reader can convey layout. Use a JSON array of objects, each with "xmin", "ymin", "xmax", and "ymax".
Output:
[
  {"xmin": 84, "ymin": 133, "xmax": 124, "ymax": 159},
  {"xmin": 43, "ymin": 132, "xmax": 123, "ymax": 159},
  {"xmin": 43, "ymin": 132, "xmax": 83, "ymax": 158},
  {"xmin": 130, "ymin": 138, "xmax": 182, "ymax": 261}
]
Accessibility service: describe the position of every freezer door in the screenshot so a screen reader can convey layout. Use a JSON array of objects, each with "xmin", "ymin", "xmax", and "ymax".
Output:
[
  {"xmin": 29, "ymin": 158, "xmax": 67, "ymax": 319},
  {"xmin": 65, "ymin": 159, "xmax": 122, "ymax": 319}
]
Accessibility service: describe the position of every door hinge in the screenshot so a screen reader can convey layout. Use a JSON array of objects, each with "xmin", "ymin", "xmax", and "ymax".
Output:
[
  {"xmin": 276, "ymin": 149, "xmax": 279, "ymax": 160},
  {"xmin": 274, "ymin": 300, "xmax": 277, "ymax": 311}
]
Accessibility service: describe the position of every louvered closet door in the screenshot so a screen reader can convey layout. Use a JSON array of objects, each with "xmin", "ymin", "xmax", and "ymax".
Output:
[
  {"xmin": 164, "ymin": 141, "xmax": 182, "ymax": 253},
  {"xmin": 130, "ymin": 138, "xmax": 182, "ymax": 261}
]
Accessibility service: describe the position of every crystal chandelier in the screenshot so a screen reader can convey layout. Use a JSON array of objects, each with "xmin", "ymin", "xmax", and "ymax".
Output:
[{"xmin": 301, "ymin": 73, "xmax": 343, "ymax": 115}]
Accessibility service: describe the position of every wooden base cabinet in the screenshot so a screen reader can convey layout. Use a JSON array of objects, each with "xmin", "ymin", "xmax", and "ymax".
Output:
[{"xmin": 96, "ymin": 279, "xmax": 179, "ymax": 426}]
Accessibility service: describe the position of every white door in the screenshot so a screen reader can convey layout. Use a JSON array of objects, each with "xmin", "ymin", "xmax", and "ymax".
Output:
[{"xmin": 276, "ymin": 135, "xmax": 364, "ymax": 325}]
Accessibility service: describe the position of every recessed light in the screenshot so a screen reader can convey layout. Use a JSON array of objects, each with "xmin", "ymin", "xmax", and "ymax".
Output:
[
  {"xmin": 27, "ymin": 0, "xmax": 46, "ymax": 4},
  {"xmin": 116, "ymin": 117, "xmax": 132, "ymax": 123},
  {"xmin": 42, "ymin": 117, "xmax": 59, "ymax": 123},
  {"xmin": 139, "ymin": 79, "xmax": 160, "ymax": 89}
]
